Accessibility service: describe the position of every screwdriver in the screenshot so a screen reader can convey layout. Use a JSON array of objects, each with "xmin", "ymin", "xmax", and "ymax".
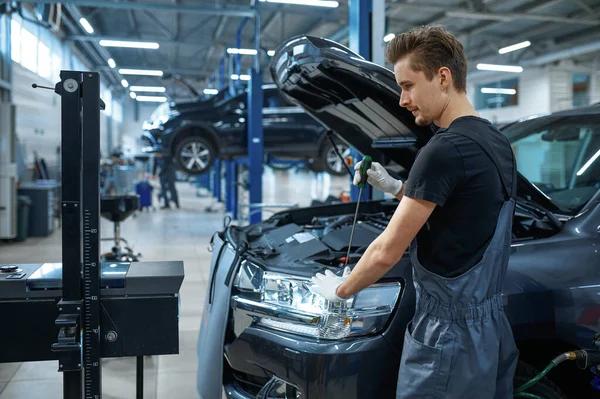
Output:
[{"xmin": 344, "ymin": 155, "xmax": 372, "ymax": 267}]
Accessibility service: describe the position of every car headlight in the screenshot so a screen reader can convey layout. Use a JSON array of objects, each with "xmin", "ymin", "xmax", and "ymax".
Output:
[{"xmin": 233, "ymin": 261, "xmax": 402, "ymax": 340}]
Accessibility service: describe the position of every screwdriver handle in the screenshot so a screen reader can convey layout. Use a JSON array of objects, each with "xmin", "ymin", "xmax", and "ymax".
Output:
[{"xmin": 357, "ymin": 155, "xmax": 372, "ymax": 189}]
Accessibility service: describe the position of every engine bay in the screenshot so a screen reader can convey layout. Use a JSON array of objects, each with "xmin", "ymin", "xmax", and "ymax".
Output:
[{"xmin": 240, "ymin": 199, "xmax": 564, "ymax": 271}]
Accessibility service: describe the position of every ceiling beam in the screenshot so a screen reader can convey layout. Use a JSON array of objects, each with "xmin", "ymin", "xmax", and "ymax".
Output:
[
  {"xmin": 462, "ymin": 3, "xmax": 600, "ymax": 62},
  {"xmin": 387, "ymin": 2, "xmax": 599, "ymax": 26},
  {"xmin": 459, "ymin": 0, "xmax": 568, "ymax": 39},
  {"xmin": 143, "ymin": 11, "xmax": 175, "ymax": 40},
  {"xmin": 19, "ymin": 0, "xmax": 257, "ymax": 18},
  {"xmin": 69, "ymin": 35, "xmax": 209, "ymax": 50}
]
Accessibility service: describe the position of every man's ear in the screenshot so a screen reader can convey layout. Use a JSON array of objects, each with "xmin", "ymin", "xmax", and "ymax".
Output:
[{"xmin": 438, "ymin": 67, "xmax": 452, "ymax": 91}]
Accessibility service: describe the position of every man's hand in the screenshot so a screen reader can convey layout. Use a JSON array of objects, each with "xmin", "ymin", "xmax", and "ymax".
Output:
[
  {"xmin": 309, "ymin": 266, "xmax": 351, "ymax": 302},
  {"xmin": 353, "ymin": 161, "xmax": 403, "ymax": 196}
]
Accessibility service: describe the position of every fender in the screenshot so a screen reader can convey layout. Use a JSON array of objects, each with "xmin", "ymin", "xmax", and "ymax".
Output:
[{"xmin": 170, "ymin": 120, "xmax": 221, "ymax": 154}]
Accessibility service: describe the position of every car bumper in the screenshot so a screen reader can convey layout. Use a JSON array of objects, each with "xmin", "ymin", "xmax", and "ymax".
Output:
[
  {"xmin": 140, "ymin": 131, "xmax": 163, "ymax": 153},
  {"xmin": 223, "ymin": 323, "xmax": 401, "ymax": 399}
]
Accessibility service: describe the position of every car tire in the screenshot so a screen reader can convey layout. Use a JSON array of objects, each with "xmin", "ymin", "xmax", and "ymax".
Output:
[
  {"xmin": 316, "ymin": 140, "xmax": 351, "ymax": 176},
  {"xmin": 513, "ymin": 360, "xmax": 568, "ymax": 399},
  {"xmin": 174, "ymin": 136, "xmax": 216, "ymax": 176}
]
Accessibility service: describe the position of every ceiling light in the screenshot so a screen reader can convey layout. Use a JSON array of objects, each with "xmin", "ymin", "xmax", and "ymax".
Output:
[
  {"xmin": 107, "ymin": 58, "xmax": 116, "ymax": 68},
  {"xmin": 476, "ymin": 63, "xmax": 523, "ymax": 73},
  {"xmin": 231, "ymin": 74, "xmax": 251, "ymax": 81},
  {"xmin": 576, "ymin": 149, "xmax": 600, "ymax": 176},
  {"xmin": 259, "ymin": 0, "xmax": 338, "ymax": 7},
  {"xmin": 121, "ymin": 79, "xmax": 129, "ymax": 88},
  {"xmin": 227, "ymin": 48, "xmax": 258, "ymax": 55},
  {"xmin": 498, "ymin": 41, "xmax": 531, "ymax": 55},
  {"xmin": 383, "ymin": 33, "xmax": 395, "ymax": 42},
  {"xmin": 119, "ymin": 68, "xmax": 163, "ymax": 76},
  {"xmin": 129, "ymin": 85, "xmax": 166, "ymax": 92},
  {"xmin": 130, "ymin": 92, "xmax": 137, "ymax": 99},
  {"xmin": 267, "ymin": 50, "xmax": 276, "ymax": 56},
  {"xmin": 79, "ymin": 18, "xmax": 94, "ymax": 34},
  {"xmin": 203, "ymin": 89, "xmax": 219, "ymax": 95},
  {"xmin": 480, "ymin": 88, "xmax": 516, "ymax": 95},
  {"xmin": 100, "ymin": 40, "xmax": 160, "ymax": 49},
  {"xmin": 136, "ymin": 95, "xmax": 167, "ymax": 102}
]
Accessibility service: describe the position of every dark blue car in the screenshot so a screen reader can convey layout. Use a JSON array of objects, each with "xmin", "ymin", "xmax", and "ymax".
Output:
[
  {"xmin": 140, "ymin": 84, "xmax": 350, "ymax": 176},
  {"xmin": 196, "ymin": 36, "xmax": 600, "ymax": 399}
]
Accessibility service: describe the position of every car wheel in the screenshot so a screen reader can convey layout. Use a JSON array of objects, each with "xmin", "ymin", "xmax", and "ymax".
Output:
[
  {"xmin": 174, "ymin": 136, "xmax": 215, "ymax": 176},
  {"xmin": 318, "ymin": 141, "xmax": 351, "ymax": 176},
  {"xmin": 513, "ymin": 360, "xmax": 567, "ymax": 399}
]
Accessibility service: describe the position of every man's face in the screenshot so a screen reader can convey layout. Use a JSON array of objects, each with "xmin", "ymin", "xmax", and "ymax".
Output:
[{"xmin": 394, "ymin": 55, "xmax": 445, "ymax": 126}]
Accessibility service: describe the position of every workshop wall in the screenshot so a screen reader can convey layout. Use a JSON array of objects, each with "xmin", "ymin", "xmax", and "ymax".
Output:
[
  {"xmin": 120, "ymin": 99, "xmax": 157, "ymax": 157},
  {"xmin": 467, "ymin": 67, "xmax": 551, "ymax": 126},
  {"xmin": 10, "ymin": 11, "xmax": 117, "ymax": 178},
  {"xmin": 12, "ymin": 61, "xmax": 114, "ymax": 178}
]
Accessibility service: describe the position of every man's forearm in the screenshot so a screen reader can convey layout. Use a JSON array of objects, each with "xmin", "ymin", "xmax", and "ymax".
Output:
[{"xmin": 336, "ymin": 240, "xmax": 397, "ymax": 299}]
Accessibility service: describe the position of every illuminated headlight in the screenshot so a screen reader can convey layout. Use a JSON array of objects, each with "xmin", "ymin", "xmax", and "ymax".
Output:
[{"xmin": 233, "ymin": 262, "xmax": 402, "ymax": 340}]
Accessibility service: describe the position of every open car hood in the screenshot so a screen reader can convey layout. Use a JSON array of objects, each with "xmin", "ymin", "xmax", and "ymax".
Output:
[
  {"xmin": 269, "ymin": 35, "xmax": 432, "ymax": 174},
  {"xmin": 269, "ymin": 35, "xmax": 568, "ymax": 215}
]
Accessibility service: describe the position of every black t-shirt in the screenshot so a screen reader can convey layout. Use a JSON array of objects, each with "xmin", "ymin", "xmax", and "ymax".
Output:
[{"xmin": 403, "ymin": 116, "xmax": 515, "ymax": 277}]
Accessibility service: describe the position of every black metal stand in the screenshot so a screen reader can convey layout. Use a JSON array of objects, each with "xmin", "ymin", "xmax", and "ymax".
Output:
[
  {"xmin": 48, "ymin": 71, "xmax": 103, "ymax": 399},
  {"xmin": 136, "ymin": 356, "xmax": 144, "ymax": 399}
]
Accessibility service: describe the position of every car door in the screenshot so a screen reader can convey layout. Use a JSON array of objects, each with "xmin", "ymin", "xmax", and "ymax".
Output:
[{"xmin": 214, "ymin": 94, "xmax": 247, "ymax": 156}]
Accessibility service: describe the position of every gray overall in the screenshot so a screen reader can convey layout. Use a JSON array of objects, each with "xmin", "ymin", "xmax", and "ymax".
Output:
[{"xmin": 396, "ymin": 128, "xmax": 519, "ymax": 399}]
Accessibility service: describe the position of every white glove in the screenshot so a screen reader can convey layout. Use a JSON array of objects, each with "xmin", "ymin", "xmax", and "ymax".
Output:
[
  {"xmin": 353, "ymin": 161, "xmax": 403, "ymax": 196},
  {"xmin": 309, "ymin": 266, "xmax": 351, "ymax": 302}
]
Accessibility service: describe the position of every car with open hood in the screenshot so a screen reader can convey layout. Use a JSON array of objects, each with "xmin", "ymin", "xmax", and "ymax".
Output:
[
  {"xmin": 139, "ymin": 85, "xmax": 351, "ymax": 176},
  {"xmin": 196, "ymin": 35, "xmax": 600, "ymax": 399}
]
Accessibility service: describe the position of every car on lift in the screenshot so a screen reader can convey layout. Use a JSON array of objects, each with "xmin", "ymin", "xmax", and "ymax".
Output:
[
  {"xmin": 139, "ymin": 84, "xmax": 350, "ymax": 176},
  {"xmin": 196, "ymin": 35, "xmax": 600, "ymax": 399}
]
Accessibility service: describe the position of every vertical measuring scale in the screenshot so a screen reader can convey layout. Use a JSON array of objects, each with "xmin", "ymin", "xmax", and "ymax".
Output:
[{"xmin": 81, "ymin": 72, "xmax": 102, "ymax": 399}]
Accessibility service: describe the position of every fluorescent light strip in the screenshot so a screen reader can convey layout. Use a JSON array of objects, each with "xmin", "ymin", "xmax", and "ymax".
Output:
[
  {"xmin": 267, "ymin": 50, "xmax": 276, "ymax": 56},
  {"xmin": 231, "ymin": 74, "xmax": 251, "ymax": 81},
  {"xmin": 100, "ymin": 40, "xmax": 159, "ymax": 49},
  {"xmin": 227, "ymin": 48, "xmax": 258, "ymax": 55},
  {"xmin": 119, "ymin": 68, "xmax": 163, "ymax": 76},
  {"xmin": 79, "ymin": 18, "xmax": 94, "ymax": 34},
  {"xmin": 129, "ymin": 86, "xmax": 166, "ymax": 92},
  {"xmin": 499, "ymin": 41, "xmax": 531, "ymax": 55},
  {"xmin": 383, "ymin": 33, "xmax": 395, "ymax": 43},
  {"xmin": 107, "ymin": 58, "xmax": 116, "ymax": 68},
  {"xmin": 136, "ymin": 95, "xmax": 167, "ymax": 102},
  {"xmin": 259, "ymin": 0, "xmax": 338, "ymax": 7},
  {"xmin": 130, "ymin": 92, "xmax": 137, "ymax": 99},
  {"xmin": 480, "ymin": 88, "xmax": 516, "ymax": 95},
  {"xmin": 203, "ymin": 89, "xmax": 219, "ymax": 95},
  {"xmin": 121, "ymin": 79, "xmax": 129, "ymax": 88},
  {"xmin": 576, "ymin": 149, "xmax": 600, "ymax": 176},
  {"xmin": 476, "ymin": 63, "xmax": 523, "ymax": 73}
]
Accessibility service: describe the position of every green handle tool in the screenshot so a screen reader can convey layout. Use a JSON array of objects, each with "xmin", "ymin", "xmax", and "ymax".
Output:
[{"xmin": 344, "ymin": 155, "xmax": 372, "ymax": 267}]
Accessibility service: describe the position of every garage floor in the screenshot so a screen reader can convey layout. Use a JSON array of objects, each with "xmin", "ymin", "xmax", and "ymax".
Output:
[{"xmin": 0, "ymin": 168, "xmax": 349, "ymax": 399}]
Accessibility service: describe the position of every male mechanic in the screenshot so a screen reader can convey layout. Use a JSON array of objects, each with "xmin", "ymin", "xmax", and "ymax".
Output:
[{"xmin": 310, "ymin": 25, "xmax": 519, "ymax": 399}]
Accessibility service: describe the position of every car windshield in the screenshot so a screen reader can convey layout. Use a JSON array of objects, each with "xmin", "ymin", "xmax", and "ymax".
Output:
[{"xmin": 503, "ymin": 113, "xmax": 600, "ymax": 213}]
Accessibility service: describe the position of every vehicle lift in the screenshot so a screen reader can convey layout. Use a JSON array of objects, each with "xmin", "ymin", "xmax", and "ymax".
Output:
[{"xmin": 0, "ymin": 71, "xmax": 184, "ymax": 399}]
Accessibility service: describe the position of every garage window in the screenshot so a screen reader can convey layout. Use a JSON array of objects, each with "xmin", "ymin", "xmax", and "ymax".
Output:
[
  {"xmin": 475, "ymin": 78, "xmax": 519, "ymax": 110},
  {"xmin": 573, "ymin": 73, "xmax": 590, "ymax": 107},
  {"xmin": 11, "ymin": 19, "xmax": 21, "ymax": 63}
]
